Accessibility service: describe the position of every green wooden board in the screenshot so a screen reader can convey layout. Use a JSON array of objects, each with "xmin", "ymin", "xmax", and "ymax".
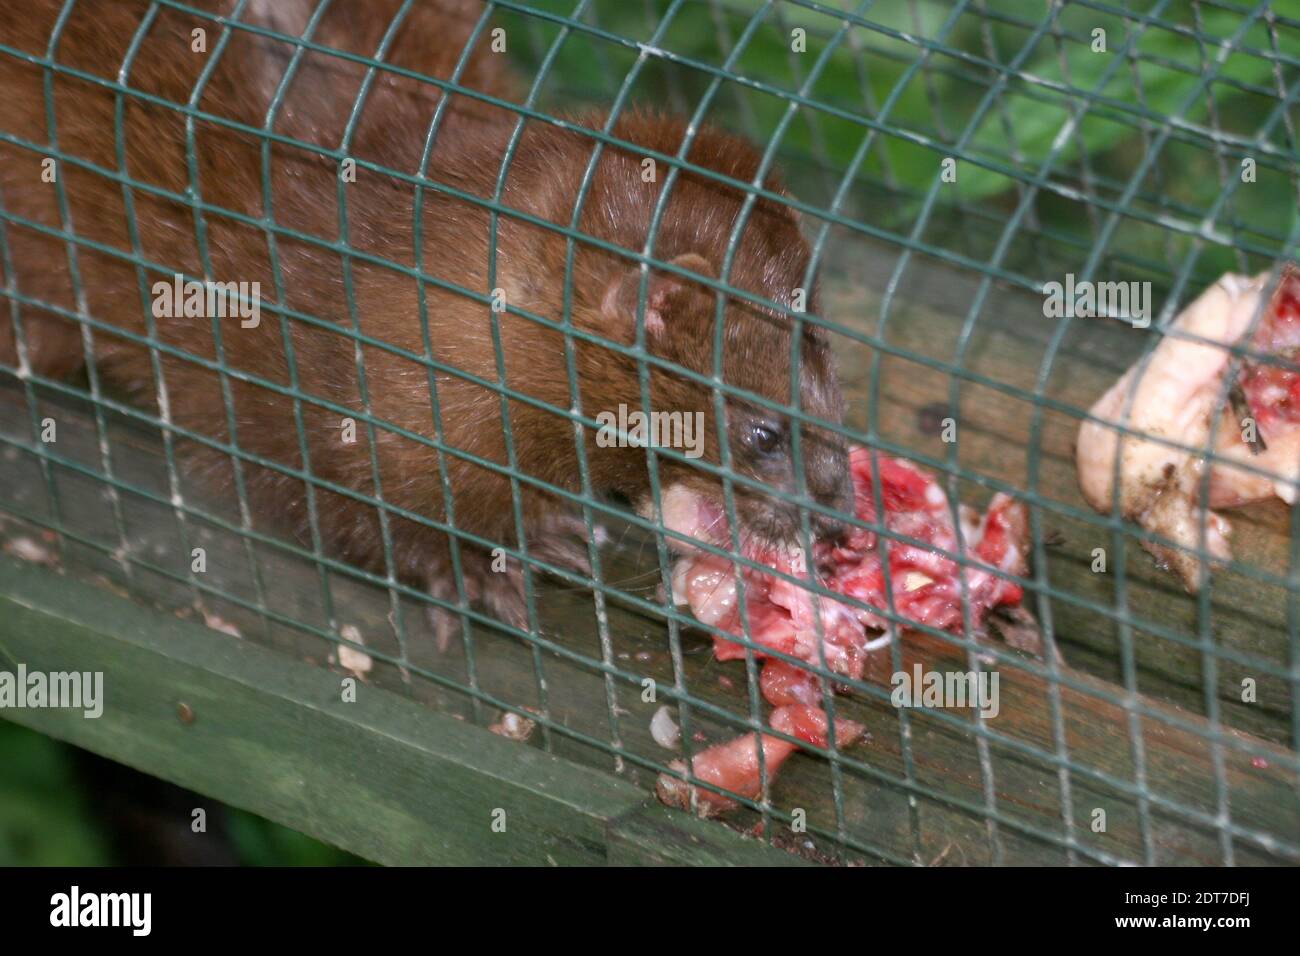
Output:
[{"xmin": 0, "ymin": 553, "xmax": 799, "ymax": 866}]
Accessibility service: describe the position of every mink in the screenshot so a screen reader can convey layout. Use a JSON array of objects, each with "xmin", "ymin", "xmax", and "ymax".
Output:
[{"xmin": 0, "ymin": 0, "xmax": 851, "ymax": 640}]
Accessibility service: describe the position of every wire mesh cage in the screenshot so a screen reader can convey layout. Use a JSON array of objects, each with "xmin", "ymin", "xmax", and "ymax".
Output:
[{"xmin": 0, "ymin": 0, "xmax": 1298, "ymax": 865}]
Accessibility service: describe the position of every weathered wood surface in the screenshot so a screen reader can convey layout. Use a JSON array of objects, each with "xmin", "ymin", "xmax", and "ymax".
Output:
[
  {"xmin": 0, "ymin": 553, "xmax": 802, "ymax": 866},
  {"xmin": 0, "ymin": 246, "xmax": 1297, "ymax": 865}
]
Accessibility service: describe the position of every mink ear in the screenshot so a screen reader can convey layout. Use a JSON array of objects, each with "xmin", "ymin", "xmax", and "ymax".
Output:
[{"xmin": 601, "ymin": 252, "xmax": 716, "ymax": 336}]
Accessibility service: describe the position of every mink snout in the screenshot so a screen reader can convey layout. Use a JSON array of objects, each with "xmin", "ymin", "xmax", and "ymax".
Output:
[
  {"xmin": 738, "ymin": 475, "xmax": 854, "ymax": 551},
  {"xmin": 804, "ymin": 433, "xmax": 855, "ymax": 543}
]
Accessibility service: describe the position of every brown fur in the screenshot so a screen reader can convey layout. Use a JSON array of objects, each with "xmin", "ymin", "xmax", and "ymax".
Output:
[{"xmin": 0, "ymin": 0, "xmax": 849, "ymax": 634}]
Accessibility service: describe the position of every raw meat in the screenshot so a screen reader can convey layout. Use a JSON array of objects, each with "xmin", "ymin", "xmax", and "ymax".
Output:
[
  {"xmin": 655, "ymin": 703, "xmax": 866, "ymax": 816},
  {"xmin": 671, "ymin": 447, "xmax": 1030, "ymax": 680},
  {"xmin": 1076, "ymin": 265, "xmax": 1300, "ymax": 590},
  {"xmin": 654, "ymin": 448, "xmax": 1029, "ymax": 815}
]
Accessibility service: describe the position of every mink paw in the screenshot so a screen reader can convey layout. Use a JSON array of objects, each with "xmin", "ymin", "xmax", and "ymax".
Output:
[{"xmin": 426, "ymin": 549, "xmax": 529, "ymax": 652}]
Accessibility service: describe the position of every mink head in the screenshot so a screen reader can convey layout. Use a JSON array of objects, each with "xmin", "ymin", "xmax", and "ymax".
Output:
[{"xmin": 578, "ymin": 114, "xmax": 853, "ymax": 551}]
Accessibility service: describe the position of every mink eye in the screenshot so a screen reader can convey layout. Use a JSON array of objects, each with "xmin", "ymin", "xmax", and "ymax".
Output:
[{"xmin": 744, "ymin": 421, "xmax": 783, "ymax": 456}]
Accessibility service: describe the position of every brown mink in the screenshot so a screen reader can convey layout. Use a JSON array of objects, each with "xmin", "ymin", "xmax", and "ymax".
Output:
[{"xmin": 0, "ymin": 0, "xmax": 852, "ymax": 640}]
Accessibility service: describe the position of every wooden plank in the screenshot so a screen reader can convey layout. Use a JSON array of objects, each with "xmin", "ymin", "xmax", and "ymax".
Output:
[
  {"xmin": 608, "ymin": 804, "xmax": 814, "ymax": 867},
  {"xmin": 0, "ymin": 553, "xmax": 798, "ymax": 866},
  {"xmin": 849, "ymin": 627, "xmax": 1300, "ymax": 866}
]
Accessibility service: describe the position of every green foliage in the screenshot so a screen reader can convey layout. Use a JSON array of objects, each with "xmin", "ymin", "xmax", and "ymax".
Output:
[
  {"xmin": 225, "ymin": 808, "xmax": 366, "ymax": 867},
  {"xmin": 502, "ymin": 0, "xmax": 1298, "ymax": 269},
  {"xmin": 0, "ymin": 721, "xmax": 110, "ymax": 866}
]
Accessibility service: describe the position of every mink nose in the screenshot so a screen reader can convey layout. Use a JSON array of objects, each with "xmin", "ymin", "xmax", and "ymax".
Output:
[
  {"xmin": 810, "ymin": 509, "xmax": 849, "ymax": 544},
  {"xmin": 807, "ymin": 445, "xmax": 854, "ymax": 543}
]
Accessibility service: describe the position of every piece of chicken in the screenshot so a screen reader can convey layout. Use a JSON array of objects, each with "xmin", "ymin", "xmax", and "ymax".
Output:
[{"xmin": 1076, "ymin": 265, "xmax": 1300, "ymax": 591}]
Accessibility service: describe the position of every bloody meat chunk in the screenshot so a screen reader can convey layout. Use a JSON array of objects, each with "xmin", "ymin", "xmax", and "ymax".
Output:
[
  {"xmin": 673, "ymin": 448, "xmax": 1029, "ymax": 680},
  {"xmin": 1077, "ymin": 265, "xmax": 1300, "ymax": 590}
]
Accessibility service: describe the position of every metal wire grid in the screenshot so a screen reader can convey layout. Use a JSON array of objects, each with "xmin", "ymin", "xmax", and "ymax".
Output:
[{"xmin": 0, "ymin": 0, "xmax": 1297, "ymax": 864}]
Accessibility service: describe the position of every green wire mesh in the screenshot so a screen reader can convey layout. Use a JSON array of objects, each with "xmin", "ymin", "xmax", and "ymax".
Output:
[{"xmin": 1, "ymin": 0, "xmax": 1298, "ymax": 865}]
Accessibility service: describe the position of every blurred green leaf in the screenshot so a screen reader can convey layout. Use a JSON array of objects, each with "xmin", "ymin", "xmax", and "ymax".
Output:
[
  {"xmin": 952, "ymin": 5, "xmax": 1294, "ymax": 201},
  {"xmin": 0, "ymin": 720, "xmax": 362, "ymax": 865},
  {"xmin": 0, "ymin": 721, "xmax": 110, "ymax": 866},
  {"xmin": 225, "ymin": 808, "xmax": 367, "ymax": 866}
]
